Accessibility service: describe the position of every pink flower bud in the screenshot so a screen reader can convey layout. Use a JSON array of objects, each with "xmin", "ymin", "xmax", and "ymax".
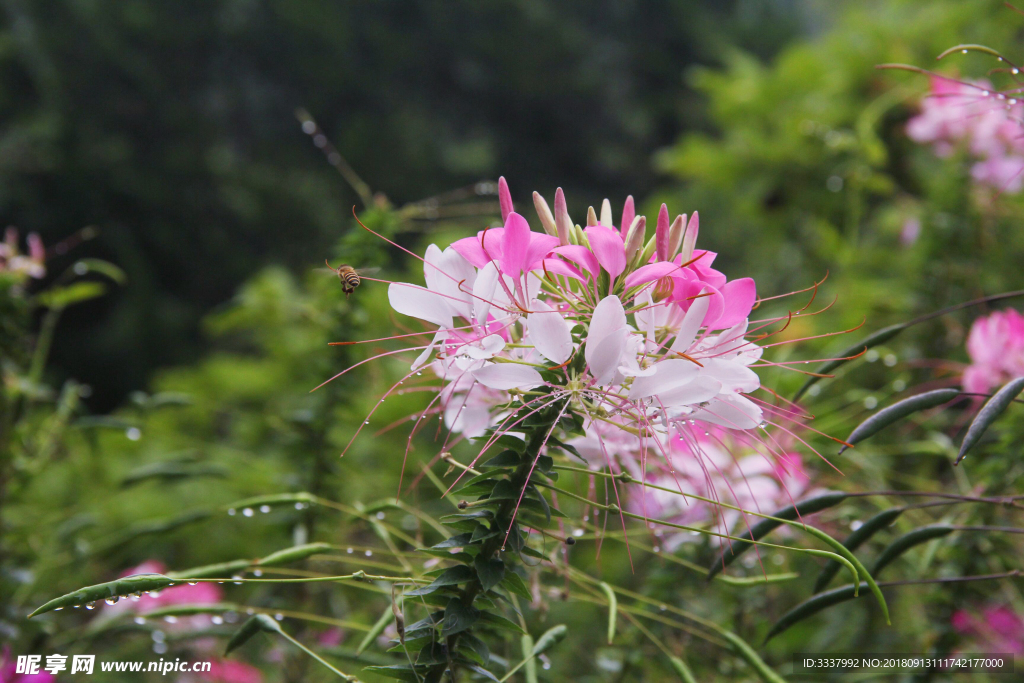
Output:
[
  {"xmin": 554, "ymin": 187, "xmax": 572, "ymax": 246},
  {"xmin": 620, "ymin": 195, "xmax": 635, "ymax": 237},
  {"xmin": 600, "ymin": 198, "xmax": 613, "ymax": 227},
  {"xmin": 532, "ymin": 192, "xmax": 557, "ymax": 237},
  {"xmin": 667, "ymin": 214, "xmax": 685, "ymax": 261},
  {"xmin": 498, "ymin": 176, "xmax": 513, "ymax": 222},
  {"xmin": 586, "ymin": 206, "xmax": 598, "ymax": 227},
  {"xmin": 679, "ymin": 211, "xmax": 700, "ymax": 262},
  {"xmin": 624, "ymin": 215, "xmax": 646, "ymax": 261},
  {"xmin": 655, "ymin": 203, "xmax": 670, "ymax": 261}
]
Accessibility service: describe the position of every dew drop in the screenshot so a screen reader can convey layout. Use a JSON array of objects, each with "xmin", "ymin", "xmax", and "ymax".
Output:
[
  {"xmin": 245, "ymin": 608, "xmax": 255, "ymax": 615},
  {"xmin": 212, "ymin": 615, "xmax": 224, "ymax": 625},
  {"xmin": 134, "ymin": 616, "xmax": 146, "ymax": 624},
  {"xmin": 962, "ymin": 49, "xmax": 968, "ymax": 54},
  {"xmin": 227, "ymin": 508, "xmax": 236, "ymax": 516},
  {"xmin": 242, "ymin": 508, "xmax": 254, "ymax": 517},
  {"xmin": 164, "ymin": 616, "xmax": 178, "ymax": 624},
  {"xmin": 253, "ymin": 569, "xmax": 263, "ymax": 577},
  {"xmin": 232, "ymin": 575, "xmax": 244, "ymax": 585},
  {"xmin": 295, "ymin": 502, "xmax": 304, "ymax": 510},
  {"xmin": 501, "ymin": 546, "xmax": 506, "ymax": 552},
  {"xmin": 659, "ymin": 604, "xmax": 668, "ymax": 611},
  {"xmin": 275, "ymin": 613, "xmax": 284, "ymax": 621},
  {"xmin": 1014, "ymin": 68, "xmax": 1021, "ymax": 74},
  {"xmin": 982, "ymin": 90, "xmax": 991, "ymax": 96},
  {"xmin": 375, "ymin": 511, "xmax": 385, "ymax": 520},
  {"xmin": 365, "ymin": 550, "xmax": 373, "ymax": 557},
  {"xmin": 346, "ymin": 547, "xmax": 354, "ymax": 554},
  {"xmin": 758, "ymin": 421, "xmax": 767, "ymax": 429},
  {"xmin": 150, "ymin": 590, "xmax": 162, "ymax": 598},
  {"xmin": 131, "ymin": 592, "xmax": 142, "ymax": 601},
  {"xmin": 653, "ymin": 546, "xmax": 661, "ymax": 553},
  {"xmin": 153, "ymin": 642, "xmax": 168, "ymax": 655},
  {"xmin": 573, "ymin": 529, "xmax": 584, "ymax": 537},
  {"xmin": 416, "ymin": 372, "xmax": 422, "ymax": 376},
  {"xmin": 364, "ymin": 420, "xmax": 370, "ymax": 425},
  {"xmin": 85, "ymin": 601, "xmax": 97, "ymax": 610},
  {"xmin": 259, "ymin": 505, "xmax": 271, "ymax": 513},
  {"xmin": 105, "ymin": 596, "xmax": 120, "ymax": 605}
]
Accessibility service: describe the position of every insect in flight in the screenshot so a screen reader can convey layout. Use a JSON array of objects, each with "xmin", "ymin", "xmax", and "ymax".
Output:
[{"xmin": 323, "ymin": 260, "xmax": 379, "ymax": 297}]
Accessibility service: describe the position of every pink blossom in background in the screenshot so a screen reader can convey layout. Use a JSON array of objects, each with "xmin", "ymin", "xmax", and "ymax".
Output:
[
  {"xmin": 0, "ymin": 648, "xmax": 54, "ymax": 683},
  {"xmin": 951, "ymin": 605, "xmax": 1024, "ymax": 654},
  {"xmin": 907, "ymin": 76, "xmax": 1024, "ymax": 193},
  {"xmin": 197, "ymin": 660, "xmax": 263, "ymax": 683},
  {"xmin": 961, "ymin": 309, "xmax": 1024, "ymax": 394},
  {"xmin": 104, "ymin": 561, "xmax": 223, "ymax": 615},
  {"xmin": 0, "ymin": 228, "xmax": 46, "ymax": 280}
]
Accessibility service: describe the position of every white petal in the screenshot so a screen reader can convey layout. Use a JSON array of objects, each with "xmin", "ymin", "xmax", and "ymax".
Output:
[
  {"xmin": 691, "ymin": 394, "xmax": 762, "ymax": 429},
  {"xmin": 627, "ymin": 359, "xmax": 700, "ymax": 399},
  {"xmin": 657, "ymin": 376, "xmax": 722, "ymax": 407},
  {"xmin": 589, "ymin": 295, "xmax": 627, "ymax": 345},
  {"xmin": 461, "ymin": 334, "xmax": 507, "ymax": 360},
  {"xmin": 587, "ymin": 328, "xmax": 627, "ymax": 386},
  {"xmin": 388, "ymin": 282, "xmax": 453, "ymax": 328},
  {"xmin": 473, "ymin": 262, "xmax": 501, "ymax": 324},
  {"xmin": 699, "ymin": 358, "xmax": 760, "ymax": 393},
  {"xmin": 527, "ymin": 299, "xmax": 573, "ymax": 364},
  {"xmin": 670, "ymin": 294, "xmax": 710, "ymax": 354},
  {"xmin": 472, "ymin": 363, "xmax": 545, "ymax": 390},
  {"xmin": 425, "ymin": 245, "xmax": 476, "ymax": 320},
  {"xmin": 412, "ymin": 330, "xmax": 447, "ymax": 370}
]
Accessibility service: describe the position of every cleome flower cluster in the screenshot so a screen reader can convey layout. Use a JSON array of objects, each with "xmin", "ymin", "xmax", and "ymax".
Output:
[{"xmin": 378, "ymin": 177, "xmax": 813, "ymax": 526}]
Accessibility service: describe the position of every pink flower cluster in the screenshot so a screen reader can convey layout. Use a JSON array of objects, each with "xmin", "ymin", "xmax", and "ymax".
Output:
[
  {"xmin": 387, "ymin": 178, "xmax": 762, "ymax": 451},
  {"xmin": 907, "ymin": 76, "xmax": 1024, "ymax": 192},
  {"xmin": 961, "ymin": 308, "xmax": 1024, "ymax": 395},
  {"xmin": 951, "ymin": 605, "xmax": 1024, "ymax": 655},
  {"xmin": 0, "ymin": 648, "xmax": 53, "ymax": 683},
  {"xmin": 0, "ymin": 229, "xmax": 45, "ymax": 280}
]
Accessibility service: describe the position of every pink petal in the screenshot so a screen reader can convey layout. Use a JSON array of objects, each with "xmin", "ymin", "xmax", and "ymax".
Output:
[
  {"xmin": 500, "ymin": 212, "xmax": 531, "ymax": 277},
  {"xmin": 527, "ymin": 299, "xmax": 573, "ymax": 364},
  {"xmin": 541, "ymin": 258, "xmax": 587, "ymax": 282},
  {"xmin": 623, "ymin": 261, "xmax": 679, "ymax": 290},
  {"xmin": 388, "ymin": 283, "xmax": 453, "ymax": 328},
  {"xmin": 715, "ymin": 278, "xmax": 757, "ymax": 329},
  {"xmin": 552, "ymin": 245, "xmax": 600, "ymax": 278},
  {"xmin": 472, "ymin": 363, "xmax": 545, "ymax": 390},
  {"xmin": 585, "ymin": 225, "xmax": 627, "ymax": 279},
  {"xmin": 498, "ymin": 176, "xmax": 513, "ymax": 221},
  {"xmin": 524, "ymin": 233, "xmax": 560, "ymax": 270}
]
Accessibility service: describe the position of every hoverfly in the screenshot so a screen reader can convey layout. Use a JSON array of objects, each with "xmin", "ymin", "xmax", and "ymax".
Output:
[{"xmin": 323, "ymin": 260, "xmax": 379, "ymax": 297}]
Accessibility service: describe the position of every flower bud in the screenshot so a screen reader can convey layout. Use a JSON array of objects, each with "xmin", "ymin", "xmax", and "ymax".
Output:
[
  {"xmin": 533, "ymin": 191, "xmax": 558, "ymax": 237},
  {"xmin": 554, "ymin": 187, "xmax": 572, "ymax": 246},
  {"xmin": 655, "ymin": 203, "xmax": 670, "ymax": 261},
  {"xmin": 600, "ymin": 198, "xmax": 613, "ymax": 227},
  {"xmin": 498, "ymin": 176, "xmax": 513, "ymax": 222},
  {"xmin": 624, "ymin": 215, "xmax": 646, "ymax": 262},
  {"xmin": 667, "ymin": 213, "xmax": 686, "ymax": 260},
  {"xmin": 586, "ymin": 205, "xmax": 599, "ymax": 227},
  {"xmin": 620, "ymin": 195, "xmax": 635, "ymax": 238},
  {"xmin": 679, "ymin": 211, "xmax": 700, "ymax": 262}
]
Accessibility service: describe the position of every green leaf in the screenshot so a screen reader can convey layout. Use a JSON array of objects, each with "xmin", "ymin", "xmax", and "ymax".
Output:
[
  {"xmin": 482, "ymin": 450, "xmax": 522, "ymax": 468},
  {"xmin": 442, "ymin": 598, "xmax": 480, "ymax": 637},
  {"xmin": 839, "ymin": 389, "xmax": 960, "ymax": 454},
  {"xmin": 475, "ymin": 556, "xmax": 505, "ymax": 592},
  {"xmin": 957, "ymin": 377, "xmax": 1024, "ymax": 463},
  {"xmin": 363, "ymin": 665, "xmax": 422, "ymax": 682},
  {"xmin": 357, "ymin": 604, "xmax": 396, "ymax": 656},
  {"xmin": 500, "ymin": 571, "xmax": 532, "ymax": 601},
  {"xmin": 225, "ymin": 614, "xmax": 279, "ymax": 654},
  {"xmin": 120, "ymin": 461, "xmax": 227, "ymax": 487},
  {"xmin": 871, "ymin": 524, "xmax": 954, "ymax": 575},
  {"xmin": 430, "ymin": 533, "xmax": 473, "ymax": 550},
  {"xmin": 35, "ymin": 282, "xmax": 106, "ymax": 309},
  {"xmin": 813, "ymin": 507, "xmax": 903, "ymax": 593},
  {"xmin": 495, "ymin": 435, "xmax": 526, "ymax": 453},
  {"xmin": 70, "ymin": 258, "xmax": 127, "ymax": 284},
  {"xmin": 707, "ymin": 492, "xmax": 848, "ymax": 579},
  {"xmin": 477, "ymin": 611, "xmax": 526, "ymax": 634},
  {"xmin": 459, "ymin": 633, "xmax": 490, "ymax": 667},
  {"xmin": 406, "ymin": 565, "xmax": 474, "ymax": 597}
]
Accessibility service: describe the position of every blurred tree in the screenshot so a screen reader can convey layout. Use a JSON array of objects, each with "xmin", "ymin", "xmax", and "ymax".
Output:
[{"xmin": 0, "ymin": 0, "xmax": 817, "ymax": 411}]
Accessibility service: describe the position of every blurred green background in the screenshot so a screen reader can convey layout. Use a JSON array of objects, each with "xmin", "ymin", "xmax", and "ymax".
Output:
[{"xmin": 5, "ymin": 0, "xmax": 1024, "ymax": 680}]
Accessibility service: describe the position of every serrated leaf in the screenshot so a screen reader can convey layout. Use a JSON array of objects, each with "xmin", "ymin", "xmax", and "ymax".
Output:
[
  {"xmin": 839, "ymin": 389, "xmax": 959, "ymax": 454},
  {"xmin": 957, "ymin": 376, "xmax": 1024, "ymax": 463}
]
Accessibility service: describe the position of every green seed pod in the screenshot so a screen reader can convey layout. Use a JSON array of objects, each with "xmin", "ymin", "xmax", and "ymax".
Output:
[
  {"xmin": 224, "ymin": 492, "xmax": 316, "ymax": 511},
  {"xmin": 257, "ymin": 543, "xmax": 332, "ymax": 567},
  {"xmin": 765, "ymin": 583, "xmax": 866, "ymax": 642},
  {"xmin": 707, "ymin": 491, "xmax": 848, "ymax": 579},
  {"xmin": 813, "ymin": 507, "xmax": 903, "ymax": 593},
  {"xmin": 669, "ymin": 656, "xmax": 698, "ymax": 683},
  {"xmin": 167, "ymin": 560, "xmax": 252, "ymax": 580},
  {"xmin": 957, "ymin": 376, "xmax": 1024, "ymax": 463},
  {"xmin": 30, "ymin": 574, "xmax": 178, "ymax": 617},
  {"xmin": 719, "ymin": 629, "xmax": 787, "ymax": 683},
  {"xmin": 599, "ymin": 582, "xmax": 617, "ymax": 644},
  {"xmin": 793, "ymin": 323, "xmax": 906, "ymax": 401},
  {"xmin": 521, "ymin": 634, "xmax": 537, "ymax": 683},
  {"xmin": 839, "ymin": 389, "xmax": 960, "ymax": 454},
  {"xmin": 225, "ymin": 614, "xmax": 280, "ymax": 655},
  {"xmin": 871, "ymin": 524, "xmax": 954, "ymax": 575},
  {"xmin": 530, "ymin": 624, "xmax": 568, "ymax": 655}
]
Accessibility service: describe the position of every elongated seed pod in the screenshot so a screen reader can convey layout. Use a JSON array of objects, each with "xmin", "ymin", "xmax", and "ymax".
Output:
[
  {"xmin": 531, "ymin": 624, "xmax": 568, "ymax": 654},
  {"xmin": 356, "ymin": 604, "xmax": 395, "ymax": 656},
  {"xmin": 793, "ymin": 323, "xmax": 906, "ymax": 402},
  {"xmin": 599, "ymin": 582, "xmax": 617, "ymax": 644},
  {"xmin": 956, "ymin": 376, "xmax": 1024, "ymax": 464},
  {"xmin": 225, "ymin": 614, "xmax": 280, "ymax": 655},
  {"xmin": 839, "ymin": 389, "xmax": 959, "ymax": 454},
  {"xmin": 707, "ymin": 491, "xmax": 848, "ymax": 579},
  {"xmin": 871, "ymin": 524, "xmax": 954, "ymax": 574},
  {"xmin": 669, "ymin": 656, "xmax": 698, "ymax": 683},
  {"xmin": 30, "ymin": 574, "xmax": 178, "ymax": 617},
  {"xmin": 813, "ymin": 507, "xmax": 904, "ymax": 593},
  {"xmin": 720, "ymin": 629, "xmax": 787, "ymax": 683},
  {"xmin": 521, "ymin": 634, "xmax": 537, "ymax": 683},
  {"xmin": 765, "ymin": 583, "xmax": 866, "ymax": 642},
  {"xmin": 257, "ymin": 543, "xmax": 332, "ymax": 567},
  {"xmin": 168, "ymin": 560, "xmax": 252, "ymax": 580}
]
